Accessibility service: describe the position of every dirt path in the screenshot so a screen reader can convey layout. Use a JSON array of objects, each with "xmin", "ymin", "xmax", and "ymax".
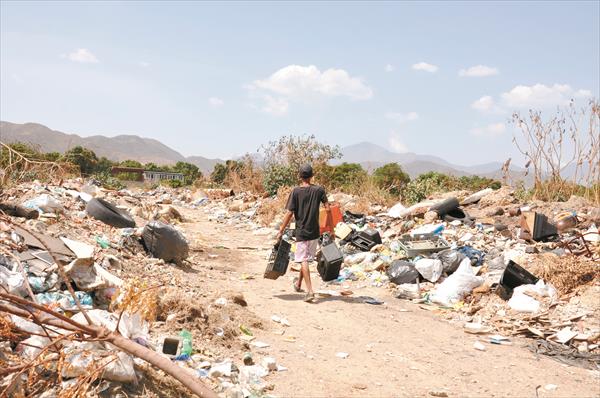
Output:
[{"xmin": 181, "ymin": 207, "xmax": 599, "ymax": 398}]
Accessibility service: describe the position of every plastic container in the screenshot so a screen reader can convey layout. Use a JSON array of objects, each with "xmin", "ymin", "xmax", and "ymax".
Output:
[
  {"xmin": 319, "ymin": 203, "xmax": 343, "ymax": 235},
  {"xmin": 264, "ymin": 239, "xmax": 291, "ymax": 280},
  {"xmin": 179, "ymin": 330, "xmax": 193, "ymax": 356},
  {"xmin": 351, "ymin": 228, "xmax": 382, "ymax": 251},
  {"xmin": 398, "ymin": 234, "xmax": 450, "ymax": 257}
]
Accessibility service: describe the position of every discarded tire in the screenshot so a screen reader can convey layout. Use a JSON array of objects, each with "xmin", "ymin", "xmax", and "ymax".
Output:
[
  {"xmin": 142, "ymin": 221, "xmax": 189, "ymax": 264},
  {"xmin": 86, "ymin": 198, "xmax": 136, "ymax": 228},
  {"xmin": 430, "ymin": 197, "xmax": 459, "ymax": 217}
]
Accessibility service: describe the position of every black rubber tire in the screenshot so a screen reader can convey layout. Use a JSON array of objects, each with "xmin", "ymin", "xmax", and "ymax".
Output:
[
  {"xmin": 430, "ymin": 197, "xmax": 460, "ymax": 217},
  {"xmin": 86, "ymin": 198, "xmax": 136, "ymax": 228}
]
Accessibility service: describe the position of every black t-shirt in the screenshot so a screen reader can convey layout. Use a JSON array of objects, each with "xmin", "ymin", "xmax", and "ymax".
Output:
[{"xmin": 286, "ymin": 184, "xmax": 328, "ymax": 241}]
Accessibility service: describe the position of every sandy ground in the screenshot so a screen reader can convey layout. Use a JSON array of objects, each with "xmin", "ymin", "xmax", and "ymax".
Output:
[{"xmin": 179, "ymin": 207, "xmax": 600, "ymax": 398}]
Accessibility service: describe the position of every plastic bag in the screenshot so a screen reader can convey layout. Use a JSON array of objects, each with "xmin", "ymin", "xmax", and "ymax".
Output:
[
  {"xmin": 62, "ymin": 342, "xmax": 136, "ymax": 382},
  {"xmin": 386, "ymin": 260, "xmax": 419, "ymax": 285},
  {"xmin": 387, "ymin": 203, "xmax": 407, "ymax": 218},
  {"xmin": 23, "ymin": 194, "xmax": 64, "ymax": 214},
  {"xmin": 394, "ymin": 283, "xmax": 421, "ymax": 299},
  {"xmin": 432, "ymin": 249, "xmax": 466, "ymax": 274},
  {"xmin": 35, "ymin": 291, "xmax": 93, "ymax": 311},
  {"xmin": 142, "ymin": 221, "xmax": 189, "ymax": 264},
  {"xmin": 457, "ymin": 246, "xmax": 485, "ymax": 266},
  {"xmin": 508, "ymin": 292, "xmax": 540, "ymax": 313},
  {"xmin": 28, "ymin": 273, "xmax": 59, "ymax": 293},
  {"xmin": 414, "ymin": 258, "xmax": 443, "ymax": 282},
  {"xmin": 431, "ymin": 258, "xmax": 483, "ymax": 306},
  {"xmin": 0, "ymin": 266, "xmax": 27, "ymax": 296},
  {"xmin": 508, "ymin": 280, "xmax": 557, "ymax": 313}
]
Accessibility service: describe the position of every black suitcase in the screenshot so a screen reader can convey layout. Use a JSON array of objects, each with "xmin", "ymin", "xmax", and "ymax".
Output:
[
  {"xmin": 351, "ymin": 228, "xmax": 382, "ymax": 251},
  {"xmin": 264, "ymin": 239, "xmax": 291, "ymax": 280},
  {"xmin": 317, "ymin": 241, "xmax": 343, "ymax": 282}
]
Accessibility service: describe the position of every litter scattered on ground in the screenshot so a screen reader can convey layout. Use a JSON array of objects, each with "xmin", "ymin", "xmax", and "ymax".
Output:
[{"xmin": 2, "ymin": 178, "xmax": 599, "ymax": 397}]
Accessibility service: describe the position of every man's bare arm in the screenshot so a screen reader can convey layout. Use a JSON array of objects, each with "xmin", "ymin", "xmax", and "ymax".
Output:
[{"xmin": 276, "ymin": 210, "xmax": 294, "ymax": 241}]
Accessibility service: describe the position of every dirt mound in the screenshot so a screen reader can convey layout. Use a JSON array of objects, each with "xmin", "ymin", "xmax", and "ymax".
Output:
[{"xmin": 156, "ymin": 288, "xmax": 265, "ymax": 351}]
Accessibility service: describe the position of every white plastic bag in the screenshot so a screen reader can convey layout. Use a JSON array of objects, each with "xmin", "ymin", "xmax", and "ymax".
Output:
[
  {"xmin": 431, "ymin": 258, "xmax": 483, "ymax": 306},
  {"xmin": 507, "ymin": 280, "xmax": 557, "ymax": 313},
  {"xmin": 415, "ymin": 258, "xmax": 443, "ymax": 282},
  {"xmin": 508, "ymin": 293, "xmax": 540, "ymax": 313},
  {"xmin": 0, "ymin": 266, "xmax": 27, "ymax": 296},
  {"xmin": 62, "ymin": 342, "xmax": 136, "ymax": 382},
  {"xmin": 23, "ymin": 194, "xmax": 64, "ymax": 214},
  {"xmin": 387, "ymin": 203, "xmax": 406, "ymax": 218}
]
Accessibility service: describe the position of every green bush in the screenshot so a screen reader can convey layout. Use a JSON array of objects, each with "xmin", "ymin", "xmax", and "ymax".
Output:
[
  {"xmin": 93, "ymin": 172, "xmax": 125, "ymax": 190},
  {"xmin": 173, "ymin": 161, "xmax": 201, "ymax": 185},
  {"xmin": 211, "ymin": 160, "xmax": 243, "ymax": 184},
  {"xmin": 373, "ymin": 163, "xmax": 410, "ymax": 196},
  {"xmin": 263, "ymin": 164, "xmax": 296, "ymax": 196},
  {"xmin": 61, "ymin": 146, "xmax": 99, "ymax": 175}
]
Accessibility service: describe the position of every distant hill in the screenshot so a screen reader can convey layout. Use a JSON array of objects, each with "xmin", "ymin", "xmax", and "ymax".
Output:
[
  {"xmin": 337, "ymin": 142, "xmax": 520, "ymax": 179},
  {"xmin": 1, "ymin": 121, "xmax": 534, "ymax": 181},
  {"xmin": 0, "ymin": 121, "xmax": 221, "ymax": 174}
]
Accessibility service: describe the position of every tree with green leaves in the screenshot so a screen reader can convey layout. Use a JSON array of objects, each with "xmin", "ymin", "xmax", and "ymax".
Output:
[
  {"xmin": 373, "ymin": 163, "xmax": 410, "ymax": 195},
  {"xmin": 173, "ymin": 161, "xmax": 201, "ymax": 185},
  {"xmin": 120, "ymin": 159, "xmax": 143, "ymax": 168},
  {"xmin": 61, "ymin": 146, "xmax": 98, "ymax": 175}
]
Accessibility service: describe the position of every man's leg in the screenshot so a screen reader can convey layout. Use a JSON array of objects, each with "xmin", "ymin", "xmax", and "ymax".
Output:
[
  {"xmin": 296, "ymin": 268, "xmax": 303, "ymax": 289},
  {"xmin": 301, "ymin": 260, "xmax": 313, "ymax": 294}
]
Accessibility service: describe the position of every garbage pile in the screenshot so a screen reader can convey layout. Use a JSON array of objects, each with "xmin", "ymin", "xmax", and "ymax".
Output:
[
  {"xmin": 343, "ymin": 189, "xmax": 598, "ymax": 365},
  {"xmin": 0, "ymin": 179, "xmax": 273, "ymax": 397},
  {"xmin": 209, "ymin": 186, "xmax": 600, "ymax": 368}
]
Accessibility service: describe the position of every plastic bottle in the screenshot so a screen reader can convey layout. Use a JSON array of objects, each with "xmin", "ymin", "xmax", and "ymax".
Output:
[{"xmin": 179, "ymin": 329, "xmax": 193, "ymax": 356}]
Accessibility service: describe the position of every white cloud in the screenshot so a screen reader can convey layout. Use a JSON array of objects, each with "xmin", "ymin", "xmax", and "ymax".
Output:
[
  {"xmin": 388, "ymin": 132, "xmax": 409, "ymax": 153},
  {"xmin": 470, "ymin": 123, "xmax": 506, "ymax": 137},
  {"xmin": 262, "ymin": 95, "xmax": 289, "ymax": 116},
  {"xmin": 385, "ymin": 111, "xmax": 419, "ymax": 123},
  {"xmin": 500, "ymin": 83, "xmax": 592, "ymax": 108},
  {"xmin": 385, "ymin": 64, "xmax": 394, "ymax": 72},
  {"xmin": 66, "ymin": 48, "xmax": 99, "ymax": 63},
  {"xmin": 412, "ymin": 62, "xmax": 438, "ymax": 73},
  {"xmin": 251, "ymin": 65, "xmax": 373, "ymax": 100},
  {"xmin": 459, "ymin": 65, "xmax": 499, "ymax": 77},
  {"xmin": 139, "ymin": 61, "xmax": 150, "ymax": 68},
  {"xmin": 208, "ymin": 97, "xmax": 224, "ymax": 107},
  {"xmin": 471, "ymin": 95, "xmax": 495, "ymax": 112}
]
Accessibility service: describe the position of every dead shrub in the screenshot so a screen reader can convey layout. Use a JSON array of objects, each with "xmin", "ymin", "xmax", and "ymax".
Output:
[
  {"xmin": 512, "ymin": 99, "xmax": 600, "ymax": 205},
  {"xmin": 528, "ymin": 254, "xmax": 599, "ymax": 294},
  {"xmin": 224, "ymin": 156, "xmax": 265, "ymax": 195},
  {"xmin": 256, "ymin": 185, "xmax": 292, "ymax": 226}
]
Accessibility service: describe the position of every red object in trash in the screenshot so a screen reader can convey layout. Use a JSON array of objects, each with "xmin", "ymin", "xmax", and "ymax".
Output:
[{"xmin": 319, "ymin": 203, "xmax": 343, "ymax": 235}]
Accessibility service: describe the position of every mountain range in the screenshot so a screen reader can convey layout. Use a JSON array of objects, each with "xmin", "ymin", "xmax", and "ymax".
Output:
[
  {"xmin": 1, "ymin": 121, "xmax": 522, "ymax": 179},
  {"xmin": 336, "ymin": 142, "xmax": 521, "ymax": 179},
  {"xmin": 0, "ymin": 121, "xmax": 220, "ymax": 174}
]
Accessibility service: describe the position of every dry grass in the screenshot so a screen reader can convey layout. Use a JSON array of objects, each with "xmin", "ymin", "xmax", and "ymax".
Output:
[
  {"xmin": 256, "ymin": 185, "xmax": 292, "ymax": 226},
  {"xmin": 528, "ymin": 253, "xmax": 599, "ymax": 295},
  {"xmin": 224, "ymin": 158, "xmax": 265, "ymax": 195}
]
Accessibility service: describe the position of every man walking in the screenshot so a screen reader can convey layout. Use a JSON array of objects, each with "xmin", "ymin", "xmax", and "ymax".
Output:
[{"xmin": 276, "ymin": 164, "xmax": 330, "ymax": 303}]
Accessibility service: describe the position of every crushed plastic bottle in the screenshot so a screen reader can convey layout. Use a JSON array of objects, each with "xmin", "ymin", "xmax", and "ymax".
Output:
[{"xmin": 179, "ymin": 329, "xmax": 193, "ymax": 356}]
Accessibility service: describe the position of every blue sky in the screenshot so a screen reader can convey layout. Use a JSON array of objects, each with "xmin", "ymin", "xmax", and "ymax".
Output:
[{"xmin": 1, "ymin": 1, "xmax": 598, "ymax": 166}]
